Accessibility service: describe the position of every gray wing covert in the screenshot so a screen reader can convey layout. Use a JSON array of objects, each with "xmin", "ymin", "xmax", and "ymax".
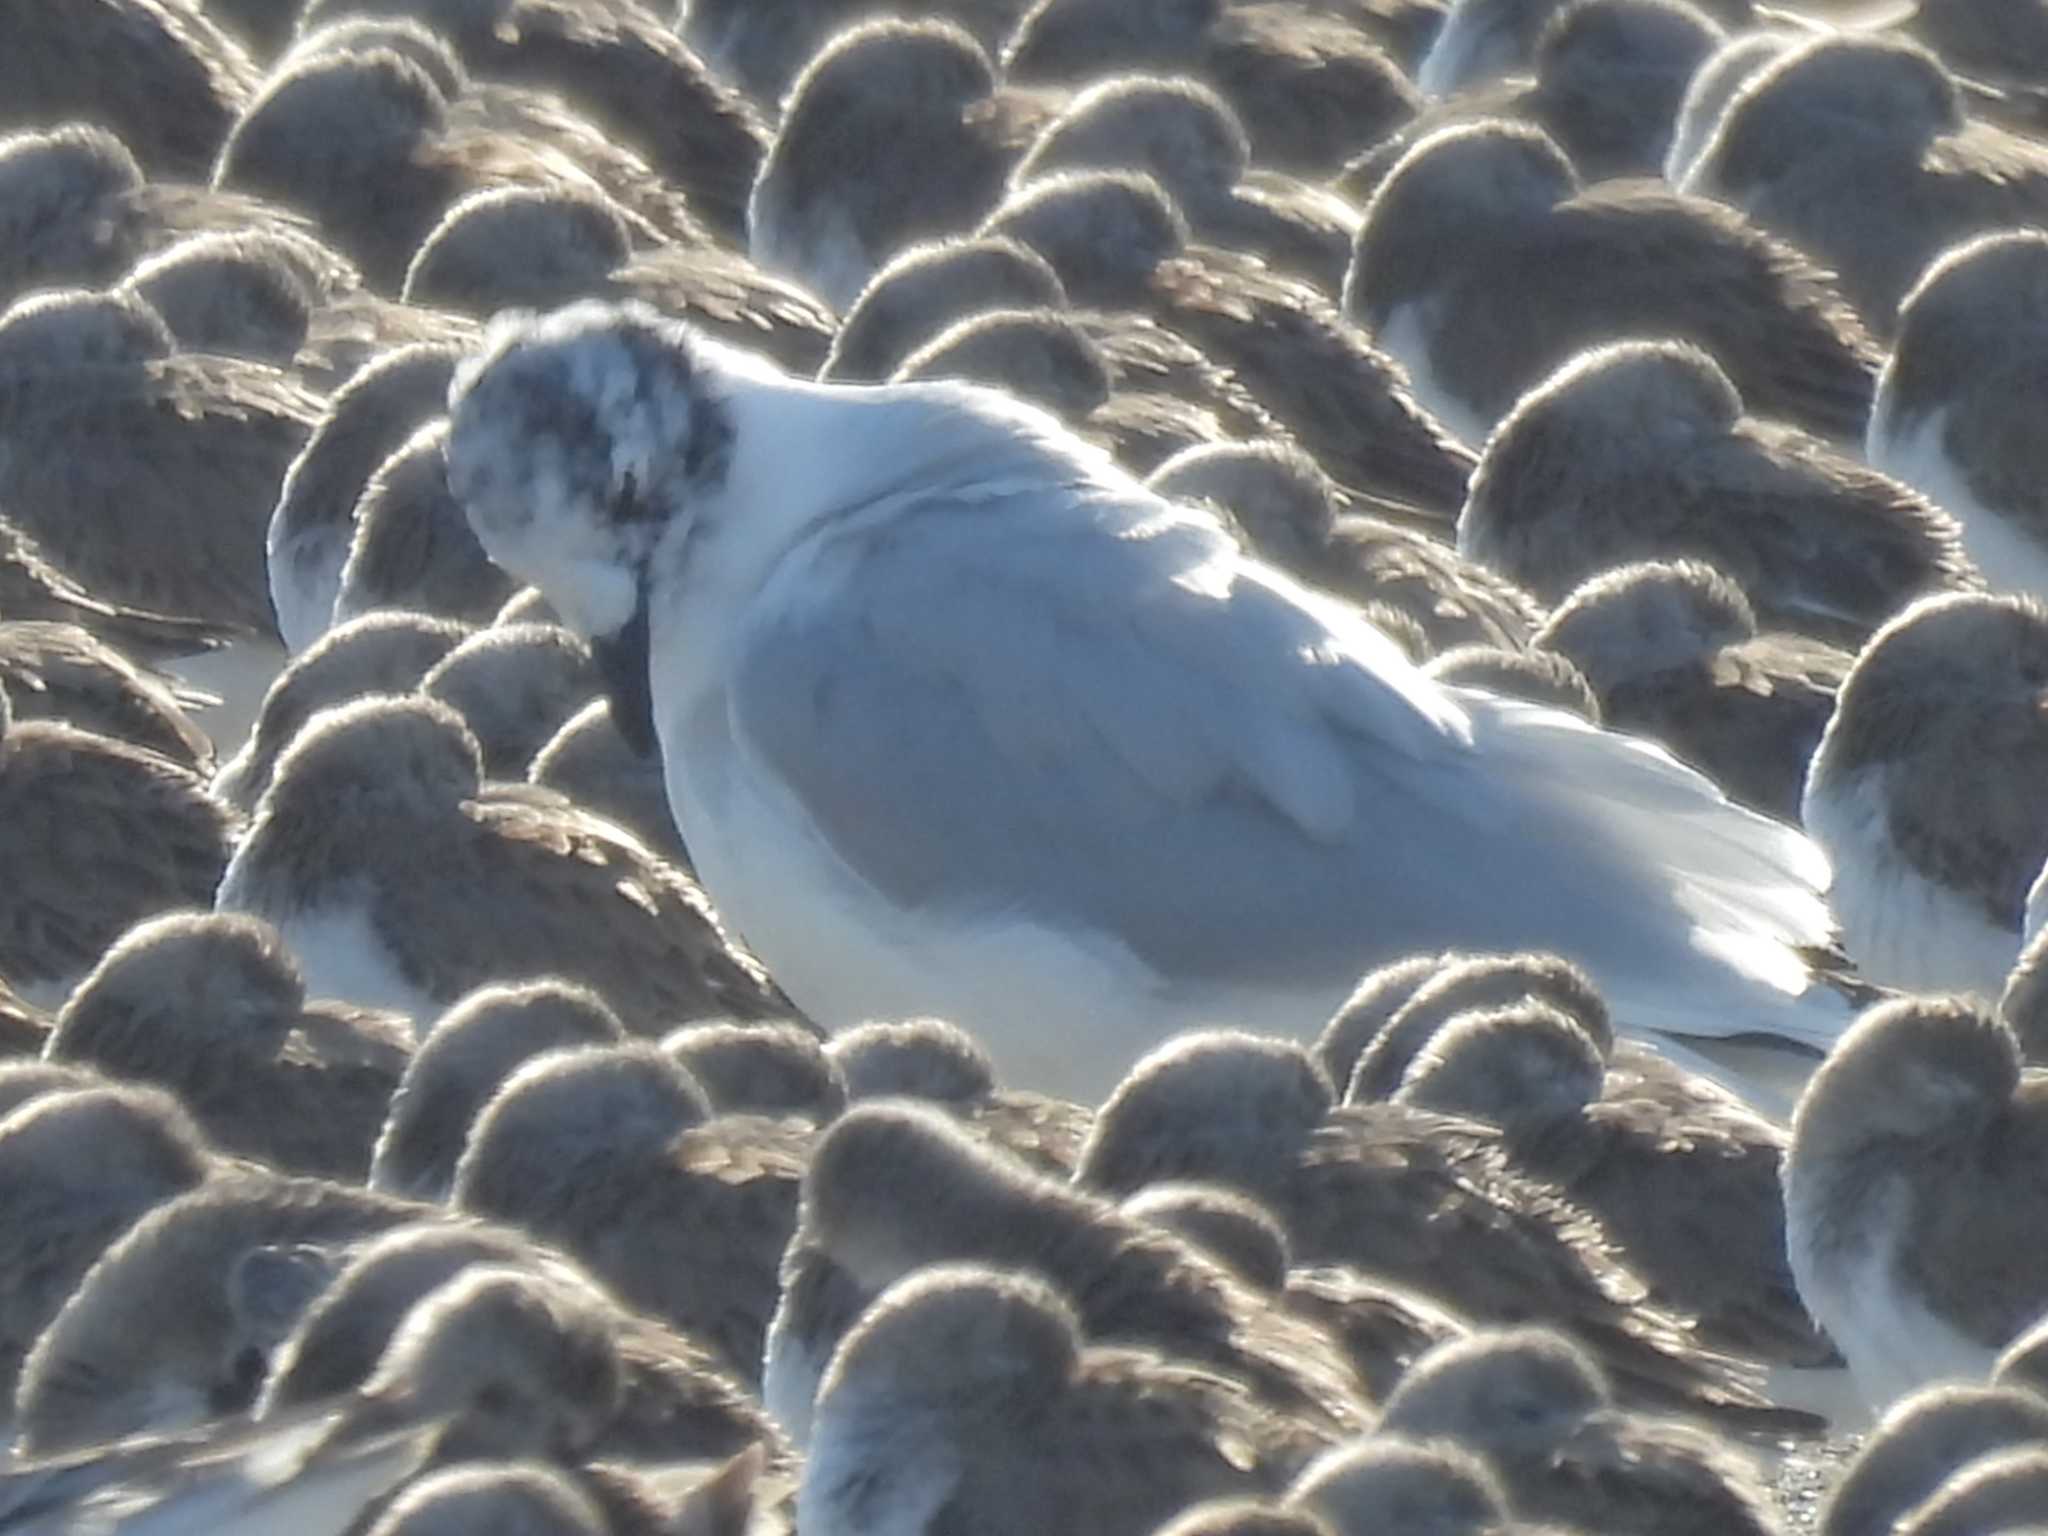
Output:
[{"xmin": 726, "ymin": 484, "xmax": 1466, "ymax": 986}]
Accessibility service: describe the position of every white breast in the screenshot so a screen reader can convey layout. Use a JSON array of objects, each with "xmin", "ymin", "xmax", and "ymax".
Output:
[
  {"xmin": 1802, "ymin": 766, "xmax": 2020, "ymax": 998},
  {"xmin": 266, "ymin": 526, "xmax": 345, "ymax": 657},
  {"xmin": 217, "ymin": 852, "xmax": 440, "ymax": 1033},
  {"xmin": 661, "ymin": 692, "xmax": 1194, "ymax": 1102},
  {"xmin": 1785, "ymin": 1171, "xmax": 1996, "ymax": 1411},
  {"xmin": 1869, "ymin": 402, "xmax": 2048, "ymax": 601},
  {"xmin": 1375, "ymin": 300, "xmax": 1493, "ymax": 455}
]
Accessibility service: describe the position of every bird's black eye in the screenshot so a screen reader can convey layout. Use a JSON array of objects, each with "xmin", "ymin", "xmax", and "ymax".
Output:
[
  {"xmin": 472, "ymin": 1382, "xmax": 520, "ymax": 1418},
  {"xmin": 210, "ymin": 1346, "xmax": 267, "ymax": 1412},
  {"xmin": 611, "ymin": 469, "xmax": 644, "ymax": 526}
]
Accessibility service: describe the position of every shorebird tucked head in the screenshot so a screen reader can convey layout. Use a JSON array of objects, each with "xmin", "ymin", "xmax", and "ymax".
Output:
[
  {"xmin": 1347, "ymin": 119, "xmax": 1576, "ymax": 325},
  {"xmin": 445, "ymin": 301, "xmax": 735, "ymax": 754},
  {"xmin": 1688, "ymin": 33, "xmax": 1961, "ymax": 199}
]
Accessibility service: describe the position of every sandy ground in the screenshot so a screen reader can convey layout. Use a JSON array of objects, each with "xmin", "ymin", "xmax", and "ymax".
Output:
[{"xmin": 164, "ymin": 636, "xmax": 288, "ymax": 760}]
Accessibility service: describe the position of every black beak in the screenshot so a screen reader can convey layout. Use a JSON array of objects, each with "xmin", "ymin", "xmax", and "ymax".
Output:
[{"xmin": 594, "ymin": 576, "xmax": 658, "ymax": 758}]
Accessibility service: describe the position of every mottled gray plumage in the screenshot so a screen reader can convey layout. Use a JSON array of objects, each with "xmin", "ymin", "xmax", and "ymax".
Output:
[
  {"xmin": 403, "ymin": 183, "xmax": 836, "ymax": 376},
  {"xmin": 1003, "ymin": 0, "xmax": 1421, "ymax": 177},
  {"xmin": 46, "ymin": 910, "xmax": 406, "ymax": 1180},
  {"xmin": 1894, "ymin": 1447, "xmax": 2048, "ymax": 1536},
  {"xmin": 1424, "ymin": 646, "xmax": 1599, "ymax": 721},
  {"xmin": 1147, "ymin": 440, "xmax": 1541, "ymax": 650},
  {"xmin": 0, "ymin": 708, "xmax": 237, "ymax": 1006},
  {"xmin": 662, "ymin": 1019, "xmax": 844, "ymax": 1122},
  {"xmin": 215, "ymin": 44, "xmax": 704, "ymax": 295},
  {"xmin": 1786, "ymin": 997, "xmax": 2048, "ymax": 1406},
  {"xmin": 988, "ymin": 170, "xmax": 1478, "ymax": 514},
  {"xmin": 0, "ymin": 515, "xmax": 231, "ymax": 665},
  {"xmin": 1155, "ymin": 1500, "xmax": 1336, "ymax": 1536},
  {"xmin": 1460, "ymin": 340, "xmax": 1977, "ymax": 641},
  {"xmin": 821, "ymin": 236, "xmax": 1068, "ymax": 384},
  {"xmin": 1313, "ymin": 952, "xmax": 1457, "ymax": 1093},
  {"xmin": 370, "ymin": 979, "xmax": 626, "ymax": 1201},
  {"xmin": 798, "ymin": 1264, "xmax": 1311, "ymax": 1536},
  {"xmin": 528, "ymin": 699, "xmax": 689, "ymax": 865},
  {"xmin": 454, "ymin": 1043, "xmax": 801, "ymax": 1386},
  {"xmin": 121, "ymin": 229, "xmax": 317, "ymax": 369},
  {"xmin": 0, "ymin": 123, "xmax": 305, "ymax": 311},
  {"xmin": 681, "ymin": 0, "xmax": 1039, "ymax": 105},
  {"xmin": 1286, "ymin": 1436, "xmax": 1509, "ymax": 1536},
  {"xmin": 1345, "ymin": 0, "xmax": 1729, "ymax": 206},
  {"xmin": 267, "ymin": 341, "xmax": 462, "ymax": 653},
  {"xmin": 1685, "ymin": 33, "xmax": 2048, "ymax": 330},
  {"xmin": 14, "ymin": 1170, "xmax": 426, "ymax": 1453},
  {"xmin": 1537, "ymin": 560, "xmax": 1848, "ymax": 821},
  {"xmin": 2001, "ymin": 924, "xmax": 2048, "ymax": 1067},
  {"xmin": 1396, "ymin": 998, "xmax": 1824, "ymax": 1365},
  {"xmin": 214, "ymin": 610, "xmax": 471, "ymax": 814},
  {"xmin": 219, "ymin": 694, "xmax": 785, "ymax": 1033},
  {"xmin": 0, "ymin": 1085, "xmax": 211, "ymax": 1409},
  {"xmin": 0, "ymin": 288, "xmax": 322, "ymax": 637},
  {"xmin": 1417, "ymin": 0, "xmax": 1747, "ymax": 97},
  {"xmin": 0, "ymin": 0, "xmax": 258, "ymax": 182},
  {"xmin": 748, "ymin": 19, "xmax": 1047, "ymax": 312},
  {"xmin": 419, "ymin": 622, "xmax": 600, "ymax": 780},
  {"xmin": 1663, "ymin": 27, "xmax": 1797, "ymax": 184},
  {"xmin": 1012, "ymin": 74, "xmax": 1357, "ymax": 290},
  {"xmin": 1821, "ymin": 1383, "xmax": 2048, "ymax": 1536},
  {"xmin": 1075, "ymin": 1029, "xmax": 1799, "ymax": 1427},
  {"xmin": 1870, "ymin": 229, "xmax": 2048, "ymax": 595},
  {"xmin": 332, "ymin": 420, "xmax": 516, "ymax": 630},
  {"xmin": 1803, "ymin": 593, "xmax": 2048, "ymax": 993},
  {"xmin": 893, "ymin": 307, "xmax": 1115, "ymax": 424},
  {"xmin": 0, "ymin": 619, "xmax": 216, "ymax": 772},
  {"xmin": 1380, "ymin": 1327, "xmax": 1779, "ymax": 1536},
  {"xmin": 1348, "ymin": 118, "xmax": 1881, "ymax": 448},
  {"xmin": 795, "ymin": 1099, "xmax": 1371, "ymax": 1442},
  {"xmin": 299, "ymin": 0, "xmax": 769, "ymax": 247},
  {"xmin": 363, "ymin": 1462, "xmax": 607, "ymax": 1536},
  {"xmin": 824, "ymin": 1016, "xmax": 1094, "ymax": 1177}
]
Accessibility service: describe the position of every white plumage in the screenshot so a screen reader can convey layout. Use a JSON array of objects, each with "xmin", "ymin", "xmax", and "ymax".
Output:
[{"xmin": 446, "ymin": 301, "xmax": 1851, "ymax": 1104}]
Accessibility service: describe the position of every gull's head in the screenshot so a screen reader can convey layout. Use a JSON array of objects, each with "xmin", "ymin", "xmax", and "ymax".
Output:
[{"xmin": 445, "ymin": 300, "xmax": 737, "ymax": 753}]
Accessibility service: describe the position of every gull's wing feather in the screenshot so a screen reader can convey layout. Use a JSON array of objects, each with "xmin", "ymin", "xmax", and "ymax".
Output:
[{"xmin": 730, "ymin": 477, "xmax": 1845, "ymax": 1043}]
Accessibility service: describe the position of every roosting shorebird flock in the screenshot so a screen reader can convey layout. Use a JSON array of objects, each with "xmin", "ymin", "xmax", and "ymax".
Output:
[{"xmin": 9, "ymin": 0, "xmax": 2048, "ymax": 1531}]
